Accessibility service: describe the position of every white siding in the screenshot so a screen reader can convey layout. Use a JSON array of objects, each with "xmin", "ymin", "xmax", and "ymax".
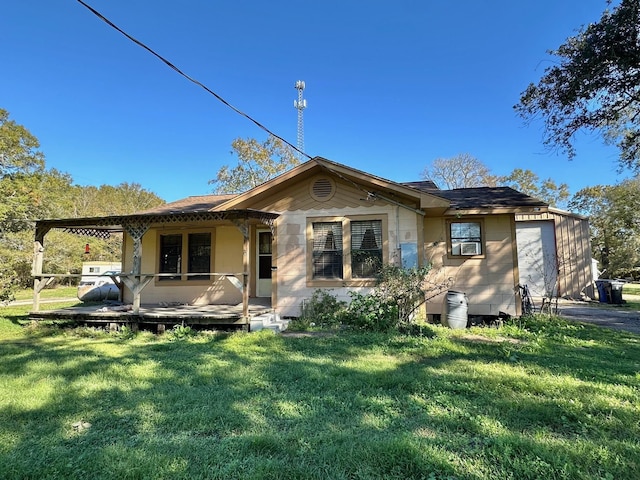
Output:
[{"xmin": 515, "ymin": 221, "xmax": 557, "ymax": 299}]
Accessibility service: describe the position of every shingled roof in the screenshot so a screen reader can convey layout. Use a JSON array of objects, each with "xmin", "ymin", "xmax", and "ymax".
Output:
[
  {"xmin": 401, "ymin": 180, "xmax": 440, "ymax": 191},
  {"xmin": 137, "ymin": 194, "xmax": 237, "ymax": 215},
  {"xmin": 402, "ymin": 183, "xmax": 548, "ymax": 210}
]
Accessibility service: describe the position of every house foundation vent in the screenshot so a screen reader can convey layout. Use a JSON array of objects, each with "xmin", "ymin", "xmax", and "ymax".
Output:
[{"xmin": 310, "ymin": 177, "xmax": 336, "ymax": 202}]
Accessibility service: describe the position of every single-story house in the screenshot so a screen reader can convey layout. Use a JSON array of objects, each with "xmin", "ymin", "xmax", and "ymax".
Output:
[{"xmin": 32, "ymin": 157, "xmax": 593, "ymax": 324}]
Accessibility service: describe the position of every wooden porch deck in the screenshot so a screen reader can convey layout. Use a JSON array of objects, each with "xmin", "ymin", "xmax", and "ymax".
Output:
[{"xmin": 28, "ymin": 299, "xmax": 273, "ymax": 331}]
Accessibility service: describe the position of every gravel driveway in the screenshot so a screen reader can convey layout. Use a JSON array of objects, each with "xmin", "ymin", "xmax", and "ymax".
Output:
[{"xmin": 557, "ymin": 300, "xmax": 640, "ymax": 335}]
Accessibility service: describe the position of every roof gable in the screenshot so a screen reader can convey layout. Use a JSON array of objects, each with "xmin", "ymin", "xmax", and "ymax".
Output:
[
  {"xmin": 140, "ymin": 160, "xmax": 548, "ymax": 217},
  {"xmin": 217, "ymin": 156, "xmax": 450, "ymax": 212}
]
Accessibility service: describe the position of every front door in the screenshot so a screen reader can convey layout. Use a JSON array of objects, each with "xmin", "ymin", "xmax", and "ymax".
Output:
[{"xmin": 256, "ymin": 230, "xmax": 272, "ymax": 297}]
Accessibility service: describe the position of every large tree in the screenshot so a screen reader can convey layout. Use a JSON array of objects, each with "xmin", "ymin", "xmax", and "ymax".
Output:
[
  {"xmin": 210, "ymin": 135, "xmax": 299, "ymax": 194},
  {"xmin": 420, "ymin": 156, "xmax": 568, "ymax": 206},
  {"xmin": 569, "ymin": 177, "xmax": 640, "ymax": 278},
  {"xmin": 69, "ymin": 182, "xmax": 164, "ymax": 217},
  {"xmin": 499, "ymin": 168, "xmax": 570, "ymax": 208},
  {"xmin": 0, "ymin": 108, "xmax": 166, "ymax": 301},
  {"xmin": 0, "ymin": 109, "xmax": 48, "ymax": 301},
  {"xmin": 420, "ymin": 153, "xmax": 497, "ymax": 189},
  {"xmin": 0, "ymin": 109, "xmax": 49, "ymax": 233},
  {"xmin": 0, "ymin": 108, "xmax": 44, "ymax": 176},
  {"xmin": 515, "ymin": 0, "xmax": 640, "ymax": 171}
]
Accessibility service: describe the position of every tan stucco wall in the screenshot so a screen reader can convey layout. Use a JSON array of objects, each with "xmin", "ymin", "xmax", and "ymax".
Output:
[
  {"xmin": 122, "ymin": 225, "xmax": 244, "ymax": 305},
  {"xmin": 274, "ymin": 205, "xmax": 422, "ymax": 317},
  {"xmin": 423, "ymin": 214, "xmax": 518, "ymax": 317}
]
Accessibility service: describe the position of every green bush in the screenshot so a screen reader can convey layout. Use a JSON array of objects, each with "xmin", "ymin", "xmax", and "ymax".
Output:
[
  {"xmin": 340, "ymin": 291, "xmax": 398, "ymax": 332},
  {"xmin": 375, "ymin": 263, "xmax": 441, "ymax": 323},
  {"xmin": 298, "ymin": 289, "xmax": 346, "ymax": 329},
  {"xmin": 167, "ymin": 323, "xmax": 197, "ymax": 340},
  {"xmin": 615, "ymin": 266, "xmax": 640, "ymax": 281},
  {"xmin": 118, "ymin": 325, "xmax": 137, "ymax": 340},
  {"xmin": 297, "ymin": 264, "xmax": 449, "ymax": 334}
]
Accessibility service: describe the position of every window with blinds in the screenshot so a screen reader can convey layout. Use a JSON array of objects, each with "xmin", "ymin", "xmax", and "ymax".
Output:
[
  {"xmin": 351, "ymin": 220, "xmax": 383, "ymax": 278},
  {"xmin": 312, "ymin": 222, "xmax": 343, "ymax": 279}
]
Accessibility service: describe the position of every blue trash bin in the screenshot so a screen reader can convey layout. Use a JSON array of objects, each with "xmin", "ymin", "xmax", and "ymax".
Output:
[{"xmin": 595, "ymin": 280, "xmax": 608, "ymax": 303}]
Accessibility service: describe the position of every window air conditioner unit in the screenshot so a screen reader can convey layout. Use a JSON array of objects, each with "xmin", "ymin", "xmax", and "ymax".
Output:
[{"xmin": 460, "ymin": 242, "xmax": 480, "ymax": 255}]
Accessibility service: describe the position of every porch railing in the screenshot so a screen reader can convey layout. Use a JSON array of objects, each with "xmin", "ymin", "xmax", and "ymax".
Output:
[{"xmin": 32, "ymin": 272, "xmax": 250, "ymax": 317}]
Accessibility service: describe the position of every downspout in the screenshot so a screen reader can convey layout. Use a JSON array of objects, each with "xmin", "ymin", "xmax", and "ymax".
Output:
[{"xmin": 396, "ymin": 206, "xmax": 401, "ymax": 265}]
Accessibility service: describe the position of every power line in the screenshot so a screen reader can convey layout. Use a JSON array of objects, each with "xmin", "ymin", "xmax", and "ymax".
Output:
[{"xmin": 76, "ymin": 0, "xmax": 310, "ymax": 160}]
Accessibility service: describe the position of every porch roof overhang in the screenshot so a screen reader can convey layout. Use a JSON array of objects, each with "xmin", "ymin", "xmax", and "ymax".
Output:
[{"xmin": 35, "ymin": 209, "xmax": 280, "ymax": 240}]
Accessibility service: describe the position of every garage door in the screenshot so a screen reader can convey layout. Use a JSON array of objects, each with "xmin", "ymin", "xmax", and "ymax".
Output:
[{"xmin": 516, "ymin": 221, "xmax": 557, "ymax": 298}]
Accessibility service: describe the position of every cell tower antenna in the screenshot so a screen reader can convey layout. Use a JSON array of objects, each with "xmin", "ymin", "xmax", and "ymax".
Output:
[{"xmin": 294, "ymin": 80, "xmax": 307, "ymax": 158}]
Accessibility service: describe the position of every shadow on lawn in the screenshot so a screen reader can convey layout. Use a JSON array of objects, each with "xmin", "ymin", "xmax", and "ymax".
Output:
[
  {"xmin": 3, "ymin": 309, "xmax": 28, "ymax": 327},
  {"xmin": 0, "ymin": 326, "xmax": 638, "ymax": 479}
]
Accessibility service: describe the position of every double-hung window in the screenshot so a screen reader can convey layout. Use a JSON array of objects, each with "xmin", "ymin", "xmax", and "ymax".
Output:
[
  {"xmin": 309, "ymin": 216, "xmax": 386, "ymax": 285},
  {"xmin": 448, "ymin": 220, "xmax": 483, "ymax": 256},
  {"xmin": 312, "ymin": 222, "xmax": 343, "ymax": 279},
  {"xmin": 351, "ymin": 220, "xmax": 383, "ymax": 278}
]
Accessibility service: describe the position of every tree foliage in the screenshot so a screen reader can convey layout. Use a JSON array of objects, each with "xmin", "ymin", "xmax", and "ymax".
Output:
[
  {"xmin": 0, "ymin": 108, "xmax": 44, "ymax": 176},
  {"xmin": 68, "ymin": 182, "xmax": 164, "ymax": 217},
  {"xmin": 515, "ymin": 0, "xmax": 640, "ymax": 171},
  {"xmin": 421, "ymin": 154, "xmax": 497, "ymax": 189},
  {"xmin": 209, "ymin": 135, "xmax": 299, "ymax": 194},
  {"xmin": 498, "ymin": 168, "xmax": 570, "ymax": 207},
  {"xmin": 420, "ymin": 156, "xmax": 567, "ymax": 208},
  {"xmin": 568, "ymin": 177, "xmax": 640, "ymax": 277},
  {"xmin": 0, "ymin": 108, "xmax": 165, "ymax": 302}
]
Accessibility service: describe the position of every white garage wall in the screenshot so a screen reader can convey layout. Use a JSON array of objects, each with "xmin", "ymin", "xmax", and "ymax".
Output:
[{"xmin": 516, "ymin": 221, "xmax": 557, "ymax": 299}]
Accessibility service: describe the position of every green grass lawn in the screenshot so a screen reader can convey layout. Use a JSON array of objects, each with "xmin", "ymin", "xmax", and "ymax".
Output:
[
  {"xmin": 623, "ymin": 283, "xmax": 640, "ymax": 296},
  {"xmin": 13, "ymin": 286, "xmax": 77, "ymax": 301},
  {"xmin": 1, "ymin": 306, "xmax": 639, "ymax": 479},
  {"xmin": 622, "ymin": 283, "xmax": 640, "ymax": 310}
]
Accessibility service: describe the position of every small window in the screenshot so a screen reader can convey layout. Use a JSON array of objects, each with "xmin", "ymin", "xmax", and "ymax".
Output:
[
  {"xmin": 312, "ymin": 222, "xmax": 343, "ymax": 279},
  {"xmin": 450, "ymin": 221, "xmax": 482, "ymax": 256},
  {"xmin": 351, "ymin": 220, "xmax": 383, "ymax": 278},
  {"xmin": 159, "ymin": 234, "xmax": 182, "ymax": 280},
  {"xmin": 187, "ymin": 233, "xmax": 211, "ymax": 280}
]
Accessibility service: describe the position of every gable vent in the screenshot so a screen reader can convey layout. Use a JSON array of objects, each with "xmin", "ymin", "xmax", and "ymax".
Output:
[{"xmin": 310, "ymin": 177, "xmax": 336, "ymax": 202}]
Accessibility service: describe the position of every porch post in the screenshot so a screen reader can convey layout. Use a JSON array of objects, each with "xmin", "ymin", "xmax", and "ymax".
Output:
[
  {"xmin": 122, "ymin": 221, "xmax": 150, "ymax": 316},
  {"xmin": 231, "ymin": 218, "xmax": 251, "ymax": 321},
  {"xmin": 242, "ymin": 223, "xmax": 250, "ymax": 319},
  {"xmin": 31, "ymin": 224, "xmax": 50, "ymax": 312}
]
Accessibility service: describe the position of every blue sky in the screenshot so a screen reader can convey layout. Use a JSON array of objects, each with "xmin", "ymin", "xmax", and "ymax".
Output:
[{"xmin": 2, "ymin": 0, "xmax": 630, "ymax": 203}]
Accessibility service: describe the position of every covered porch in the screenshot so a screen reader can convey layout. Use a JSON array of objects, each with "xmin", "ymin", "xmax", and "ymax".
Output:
[
  {"xmin": 28, "ymin": 298, "xmax": 287, "ymax": 332},
  {"xmin": 32, "ymin": 205, "xmax": 280, "ymax": 330}
]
